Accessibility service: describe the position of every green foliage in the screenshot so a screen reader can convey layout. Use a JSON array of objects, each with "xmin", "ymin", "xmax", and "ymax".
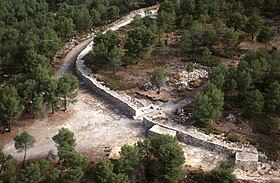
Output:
[
  {"xmin": 225, "ymin": 134, "xmax": 240, "ymax": 143},
  {"xmin": 19, "ymin": 160, "xmax": 59, "ymax": 183},
  {"xmin": 257, "ymin": 26, "xmax": 276, "ymax": 47},
  {"xmin": 246, "ymin": 12, "xmax": 262, "ymax": 40},
  {"xmin": 58, "ymin": 74, "xmax": 78, "ymax": 111},
  {"xmin": 180, "ymin": 30, "xmax": 191, "ymax": 53},
  {"xmin": 93, "ymin": 163, "xmax": 131, "ymax": 183},
  {"xmin": 52, "ymin": 127, "xmax": 76, "ymax": 149},
  {"xmin": 193, "ymin": 93, "xmax": 213, "ymax": 127},
  {"xmin": 158, "ymin": 143, "xmax": 185, "ymax": 183},
  {"xmin": 20, "ymin": 163, "xmax": 44, "ymax": 183},
  {"xmin": 32, "ymin": 94, "xmax": 45, "ymax": 118},
  {"xmin": 157, "ymin": 0, "xmax": 177, "ymax": 31},
  {"xmin": 193, "ymin": 83, "xmax": 224, "ymax": 127},
  {"xmin": 37, "ymin": 160, "xmax": 59, "ymax": 183},
  {"xmin": 111, "ymin": 173, "xmax": 130, "ymax": 183},
  {"xmin": 23, "ymin": 50, "xmax": 49, "ymax": 72},
  {"xmin": 124, "ymin": 26, "xmax": 157, "ymax": 62},
  {"xmin": 90, "ymin": 31, "xmax": 122, "ymax": 67},
  {"xmin": 52, "ymin": 128, "xmax": 88, "ymax": 182},
  {"xmin": 204, "ymin": 83, "xmax": 224, "ymax": 119},
  {"xmin": 210, "ymin": 64, "xmax": 228, "ymax": 89},
  {"xmin": 189, "ymin": 21, "xmax": 204, "ymax": 50},
  {"xmin": 0, "ymin": 156, "xmax": 17, "ymax": 177},
  {"xmin": 55, "ymin": 16, "xmax": 76, "ymax": 40},
  {"xmin": 63, "ymin": 166, "xmax": 85, "ymax": 182},
  {"xmin": 186, "ymin": 63, "xmax": 194, "ymax": 73},
  {"xmin": 245, "ymin": 89, "xmax": 264, "ymax": 118},
  {"xmin": 118, "ymin": 145, "xmax": 140, "ymax": 175},
  {"xmin": 0, "ymin": 85, "xmax": 24, "ymax": 123},
  {"xmin": 150, "ymin": 135, "xmax": 185, "ymax": 183},
  {"xmin": 14, "ymin": 131, "xmax": 36, "ymax": 167},
  {"xmin": 265, "ymin": 81, "xmax": 280, "ymax": 113},
  {"xmin": 62, "ymin": 151, "xmax": 88, "ymax": 169},
  {"xmin": 108, "ymin": 135, "xmax": 185, "ymax": 183},
  {"xmin": 226, "ymin": 12, "xmax": 247, "ymax": 31},
  {"xmin": 235, "ymin": 70, "xmax": 252, "ymax": 93},
  {"xmin": 43, "ymin": 78, "xmax": 60, "ymax": 114},
  {"xmin": 92, "ymin": 159, "xmax": 114, "ymax": 183},
  {"xmin": 203, "ymin": 26, "xmax": 218, "ymax": 48},
  {"xmin": 131, "ymin": 14, "xmax": 144, "ymax": 27},
  {"xmin": 0, "ymin": 146, "xmax": 13, "ymax": 175},
  {"xmin": 239, "ymin": 49, "xmax": 267, "ymax": 82},
  {"xmin": 151, "ymin": 67, "xmax": 166, "ymax": 88},
  {"xmin": 201, "ymin": 160, "xmax": 237, "ymax": 183},
  {"xmin": 223, "ymin": 28, "xmax": 239, "ymax": 50}
]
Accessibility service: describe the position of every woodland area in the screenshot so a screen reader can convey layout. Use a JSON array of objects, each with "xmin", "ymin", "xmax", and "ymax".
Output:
[
  {"xmin": 1, "ymin": 0, "xmax": 280, "ymax": 183},
  {"xmin": 0, "ymin": 0, "xmax": 157, "ymax": 128},
  {"xmin": 85, "ymin": 0, "xmax": 280, "ymax": 161},
  {"xmin": 0, "ymin": 129, "xmax": 237, "ymax": 183}
]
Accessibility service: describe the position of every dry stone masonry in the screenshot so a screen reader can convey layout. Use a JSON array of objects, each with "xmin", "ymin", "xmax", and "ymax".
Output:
[{"xmin": 74, "ymin": 5, "xmax": 280, "ymax": 182}]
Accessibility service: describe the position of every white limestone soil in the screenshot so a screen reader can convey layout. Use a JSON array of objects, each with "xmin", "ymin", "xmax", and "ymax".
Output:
[{"xmin": 2, "ymin": 85, "xmax": 144, "ymax": 161}]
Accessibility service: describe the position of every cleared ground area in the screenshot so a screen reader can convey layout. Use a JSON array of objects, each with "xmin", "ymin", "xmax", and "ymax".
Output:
[{"xmin": 2, "ymin": 85, "xmax": 144, "ymax": 162}]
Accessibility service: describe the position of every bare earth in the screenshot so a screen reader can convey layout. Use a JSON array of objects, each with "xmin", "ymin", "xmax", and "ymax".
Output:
[{"xmin": 2, "ymin": 85, "xmax": 144, "ymax": 162}]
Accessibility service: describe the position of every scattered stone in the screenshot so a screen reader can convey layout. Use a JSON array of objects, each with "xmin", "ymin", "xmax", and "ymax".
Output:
[
  {"xmin": 46, "ymin": 150, "xmax": 59, "ymax": 164},
  {"xmin": 226, "ymin": 114, "xmax": 236, "ymax": 122},
  {"xmin": 139, "ymin": 82, "xmax": 153, "ymax": 91}
]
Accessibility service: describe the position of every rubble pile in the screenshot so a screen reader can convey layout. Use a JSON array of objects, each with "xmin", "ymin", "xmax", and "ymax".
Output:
[{"xmin": 178, "ymin": 69, "xmax": 209, "ymax": 87}]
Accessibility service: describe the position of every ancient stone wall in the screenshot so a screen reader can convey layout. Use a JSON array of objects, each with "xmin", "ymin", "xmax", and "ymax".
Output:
[
  {"xmin": 74, "ymin": 5, "xmax": 263, "ymax": 172},
  {"xmin": 74, "ymin": 6, "xmax": 159, "ymax": 119},
  {"xmin": 76, "ymin": 60, "xmax": 142, "ymax": 118},
  {"xmin": 144, "ymin": 117, "xmax": 235, "ymax": 155}
]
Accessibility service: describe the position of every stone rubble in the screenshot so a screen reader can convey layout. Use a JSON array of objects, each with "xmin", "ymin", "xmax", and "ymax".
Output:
[{"xmin": 178, "ymin": 69, "xmax": 209, "ymax": 87}]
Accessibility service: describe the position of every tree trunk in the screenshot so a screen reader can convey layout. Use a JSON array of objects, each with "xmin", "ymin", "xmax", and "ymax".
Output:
[
  {"xmin": 51, "ymin": 106, "xmax": 55, "ymax": 114},
  {"xmin": 64, "ymin": 96, "xmax": 67, "ymax": 111},
  {"xmin": 0, "ymin": 160, "xmax": 6, "ymax": 174},
  {"xmin": 23, "ymin": 149, "xmax": 27, "ymax": 167},
  {"xmin": 188, "ymin": 72, "xmax": 190, "ymax": 86},
  {"xmin": 0, "ymin": 156, "xmax": 11, "ymax": 174}
]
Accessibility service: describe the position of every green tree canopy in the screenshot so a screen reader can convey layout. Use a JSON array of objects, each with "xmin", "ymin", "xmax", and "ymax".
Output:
[
  {"xmin": 226, "ymin": 12, "xmax": 247, "ymax": 31},
  {"xmin": 245, "ymin": 89, "xmax": 264, "ymax": 118},
  {"xmin": 124, "ymin": 26, "xmax": 157, "ymax": 62},
  {"xmin": 92, "ymin": 158, "xmax": 115, "ymax": 183},
  {"xmin": 19, "ymin": 162, "xmax": 44, "ymax": 183},
  {"xmin": 202, "ymin": 160, "xmax": 237, "ymax": 183},
  {"xmin": 0, "ymin": 85, "xmax": 24, "ymax": 125},
  {"xmin": 246, "ymin": 12, "xmax": 262, "ymax": 41},
  {"xmin": 151, "ymin": 67, "xmax": 166, "ymax": 90},
  {"xmin": 257, "ymin": 26, "xmax": 276, "ymax": 47},
  {"xmin": 58, "ymin": 74, "xmax": 78, "ymax": 111},
  {"xmin": 265, "ymin": 81, "xmax": 280, "ymax": 113},
  {"xmin": 223, "ymin": 28, "xmax": 239, "ymax": 51},
  {"xmin": 14, "ymin": 131, "xmax": 36, "ymax": 167},
  {"xmin": 52, "ymin": 127, "xmax": 76, "ymax": 149},
  {"xmin": 193, "ymin": 83, "xmax": 224, "ymax": 127}
]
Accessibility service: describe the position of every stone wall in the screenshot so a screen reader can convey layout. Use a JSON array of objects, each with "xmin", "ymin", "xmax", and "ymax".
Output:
[
  {"xmin": 74, "ymin": 6, "xmax": 159, "ymax": 119},
  {"xmin": 144, "ymin": 117, "xmax": 235, "ymax": 155},
  {"xmin": 76, "ymin": 60, "xmax": 141, "ymax": 118},
  {"xmin": 74, "ymin": 4, "xmax": 262, "ymax": 172}
]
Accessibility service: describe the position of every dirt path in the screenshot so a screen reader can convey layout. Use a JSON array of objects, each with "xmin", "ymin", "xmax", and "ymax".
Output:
[
  {"xmin": 55, "ymin": 38, "xmax": 93, "ymax": 78},
  {"xmin": 1, "ymin": 5, "xmax": 158, "ymax": 162}
]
